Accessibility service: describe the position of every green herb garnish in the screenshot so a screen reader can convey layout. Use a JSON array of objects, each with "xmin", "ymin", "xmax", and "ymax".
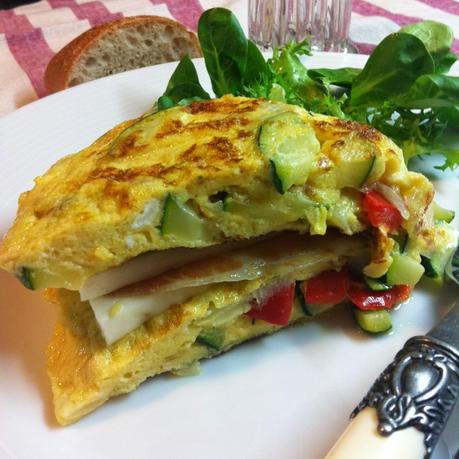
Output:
[{"xmin": 158, "ymin": 8, "xmax": 459, "ymax": 171}]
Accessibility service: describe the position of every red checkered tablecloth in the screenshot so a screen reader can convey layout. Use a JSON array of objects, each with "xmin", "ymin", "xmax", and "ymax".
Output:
[{"xmin": 0, "ymin": 0, "xmax": 458, "ymax": 117}]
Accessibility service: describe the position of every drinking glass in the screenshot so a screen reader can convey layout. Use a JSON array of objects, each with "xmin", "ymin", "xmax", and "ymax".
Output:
[{"xmin": 248, "ymin": 0, "xmax": 356, "ymax": 52}]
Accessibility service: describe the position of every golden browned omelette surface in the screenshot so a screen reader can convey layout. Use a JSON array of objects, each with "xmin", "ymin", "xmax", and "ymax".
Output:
[{"xmin": 0, "ymin": 96, "xmax": 434, "ymax": 290}]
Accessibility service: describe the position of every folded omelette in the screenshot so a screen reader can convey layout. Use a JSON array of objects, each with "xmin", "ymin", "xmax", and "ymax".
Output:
[{"xmin": 0, "ymin": 95, "xmax": 455, "ymax": 425}]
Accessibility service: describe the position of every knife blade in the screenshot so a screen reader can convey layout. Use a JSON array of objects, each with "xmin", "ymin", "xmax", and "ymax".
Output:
[{"xmin": 326, "ymin": 299, "xmax": 459, "ymax": 459}]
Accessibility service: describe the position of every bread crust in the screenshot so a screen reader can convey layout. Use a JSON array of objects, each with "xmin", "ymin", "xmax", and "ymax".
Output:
[{"xmin": 44, "ymin": 15, "xmax": 201, "ymax": 93}]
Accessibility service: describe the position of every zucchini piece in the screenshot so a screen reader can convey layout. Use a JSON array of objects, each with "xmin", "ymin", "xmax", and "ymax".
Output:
[
  {"xmin": 222, "ymin": 188, "xmax": 317, "ymax": 221},
  {"xmin": 223, "ymin": 196, "xmax": 276, "ymax": 219},
  {"xmin": 421, "ymin": 255, "xmax": 440, "ymax": 279},
  {"xmin": 223, "ymin": 196, "xmax": 246, "ymax": 214},
  {"xmin": 354, "ymin": 309, "xmax": 392, "ymax": 334},
  {"xmin": 421, "ymin": 248, "xmax": 455, "ymax": 284},
  {"xmin": 295, "ymin": 280, "xmax": 335, "ymax": 316},
  {"xmin": 364, "ymin": 276, "xmax": 391, "ymax": 291},
  {"xmin": 196, "ymin": 328, "xmax": 225, "ymax": 351},
  {"xmin": 364, "ymin": 155, "xmax": 385, "ymax": 185},
  {"xmin": 295, "ymin": 281, "xmax": 335, "ymax": 316},
  {"xmin": 432, "ymin": 202, "xmax": 455, "ymax": 223},
  {"xmin": 160, "ymin": 194, "xmax": 210, "ymax": 242},
  {"xmin": 335, "ymin": 155, "xmax": 375, "ymax": 189},
  {"xmin": 386, "ymin": 253, "xmax": 425, "ymax": 286},
  {"xmin": 17, "ymin": 267, "xmax": 36, "ymax": 290},
  {"xmin": 394, "ymin": 232, "xmax": 408, "ymax": 253},
  {"xmin": 222, "ymin": 193, "xmax": 232, "ymax": 212},
  {"xmin": 303, "ymin": 302, "xmax": 335, "ymax": 316},
  {"xmin": 258, "ymin": 112, "xmax": 320, "ymax": 193},
  {"xmin": 295, "ymin": 281, "xmax": 310, "ymax": 316},
  {"xmin": 270, "ymin": 160, "xmax": 285, "ymax": 194},
  {"xmin": 295, "ymin": 281, "xmax": 336, "ymax": 317}
]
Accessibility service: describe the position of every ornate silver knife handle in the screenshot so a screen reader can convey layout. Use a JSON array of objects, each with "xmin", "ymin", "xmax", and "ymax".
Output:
[{"xmin": 352, "ymin": 335, "xmax": 459, "ymax": 458}]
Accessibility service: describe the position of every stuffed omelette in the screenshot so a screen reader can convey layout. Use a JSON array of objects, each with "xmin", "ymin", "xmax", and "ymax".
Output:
[{"xmin": 0, "ymin": 95, "xmax": 456, "ymax": 425}]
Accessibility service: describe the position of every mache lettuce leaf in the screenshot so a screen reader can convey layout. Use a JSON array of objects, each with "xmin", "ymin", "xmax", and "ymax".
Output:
[{"xmin": 158, "ymin": 9, "xmax": 459, "ymax": 170}]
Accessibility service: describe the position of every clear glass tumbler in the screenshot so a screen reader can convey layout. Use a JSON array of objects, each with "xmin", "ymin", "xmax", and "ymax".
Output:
[{"xmin": 248, "ymin": 0, "xmax": 355, "ymax": 52}]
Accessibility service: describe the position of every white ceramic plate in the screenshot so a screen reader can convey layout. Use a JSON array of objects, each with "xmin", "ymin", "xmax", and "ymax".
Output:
[{"xmin": 1, "ymin": 53, "xmax": 458, "ymax": 459}]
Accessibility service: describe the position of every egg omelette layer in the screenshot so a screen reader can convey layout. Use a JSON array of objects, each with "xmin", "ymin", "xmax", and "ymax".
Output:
[
  {"xmin": 0, "ymin": 95, "xmax": 454, "ymax": 427},
  {"xmin": 0, "ymin": 95, "xmax": 435, "ymax": 291},
  {"xmin": 46, "ymin": 232, "xmax": 366, "ymax": 425}
]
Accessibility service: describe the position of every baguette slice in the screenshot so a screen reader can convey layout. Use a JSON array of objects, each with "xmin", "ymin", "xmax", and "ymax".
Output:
[{"xmin": 45, "ymin": 15, "xmax": 201, "ymax": 93}]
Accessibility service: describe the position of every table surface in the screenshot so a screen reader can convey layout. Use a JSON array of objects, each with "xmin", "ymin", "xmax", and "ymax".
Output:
[{"xmin": 0, "ymin": 0, "xmax": 458, "ymax": 116}]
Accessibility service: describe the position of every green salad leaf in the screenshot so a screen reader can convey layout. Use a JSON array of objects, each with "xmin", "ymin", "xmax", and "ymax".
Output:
[
  {"xmin": 400, "ymin": 20, "xmax": 457, "ymax": 73},
  {"xmin": 407, "ymin": 74, "xmax": 459, "ymax": 106},
  {"xmin": 198, "ymin": 8, "xmax": 252, "ymax": 96},
  {"xmin": 307, "ymin": 67, "xmax": 360, "ymax": 88},
  {"xmin": 244, "ymin": 40, "xmax": 271, "ymax": 86},
  {"xmin": 158, "ymin": 8, "xmax": 459, "ymax": 171},
  {"xmin": 270, "ymin": 41, "xmax": 323, "ymax": 103},
  {"xmin": 157, "ymin": 55, "xmax": 210, "ymax": 111},
  {"xmin": 350, "ymin": 33, "xmax": 434, "ymax": 106}
]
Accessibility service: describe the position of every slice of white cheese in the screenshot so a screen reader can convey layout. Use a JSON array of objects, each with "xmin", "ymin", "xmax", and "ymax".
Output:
[
  {"xmin": 81, "ymin": 238, "xmax": 259, "ymax": 300},
  {"xmin": 89, "ymin": 233, "xmax": 368, "ymax": 345},
  {"xmin": 89, "ymin": 285, "xmax": 207, "ymax": 345}
]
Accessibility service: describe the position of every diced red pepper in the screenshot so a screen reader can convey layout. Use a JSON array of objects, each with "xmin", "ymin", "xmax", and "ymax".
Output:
[
  {"xmin": 363, "ymin": 190, "xmax": 402, "ymax": 232},
  {"xmin": 246, "ymin": 283, "xmax": 295, "ymax": 326},
  {"xmin": 348, "ymin": 283, "xmax": 411, "ymax": 311},
  {"xmin": 301, "ymin": 269, "xmax": 350, "ymax": 305}
]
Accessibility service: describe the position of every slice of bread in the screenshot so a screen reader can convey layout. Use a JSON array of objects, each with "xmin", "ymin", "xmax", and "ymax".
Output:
[{"xmin": 45, "ymin": 15, "xmax": 201, "ymax": 93}]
